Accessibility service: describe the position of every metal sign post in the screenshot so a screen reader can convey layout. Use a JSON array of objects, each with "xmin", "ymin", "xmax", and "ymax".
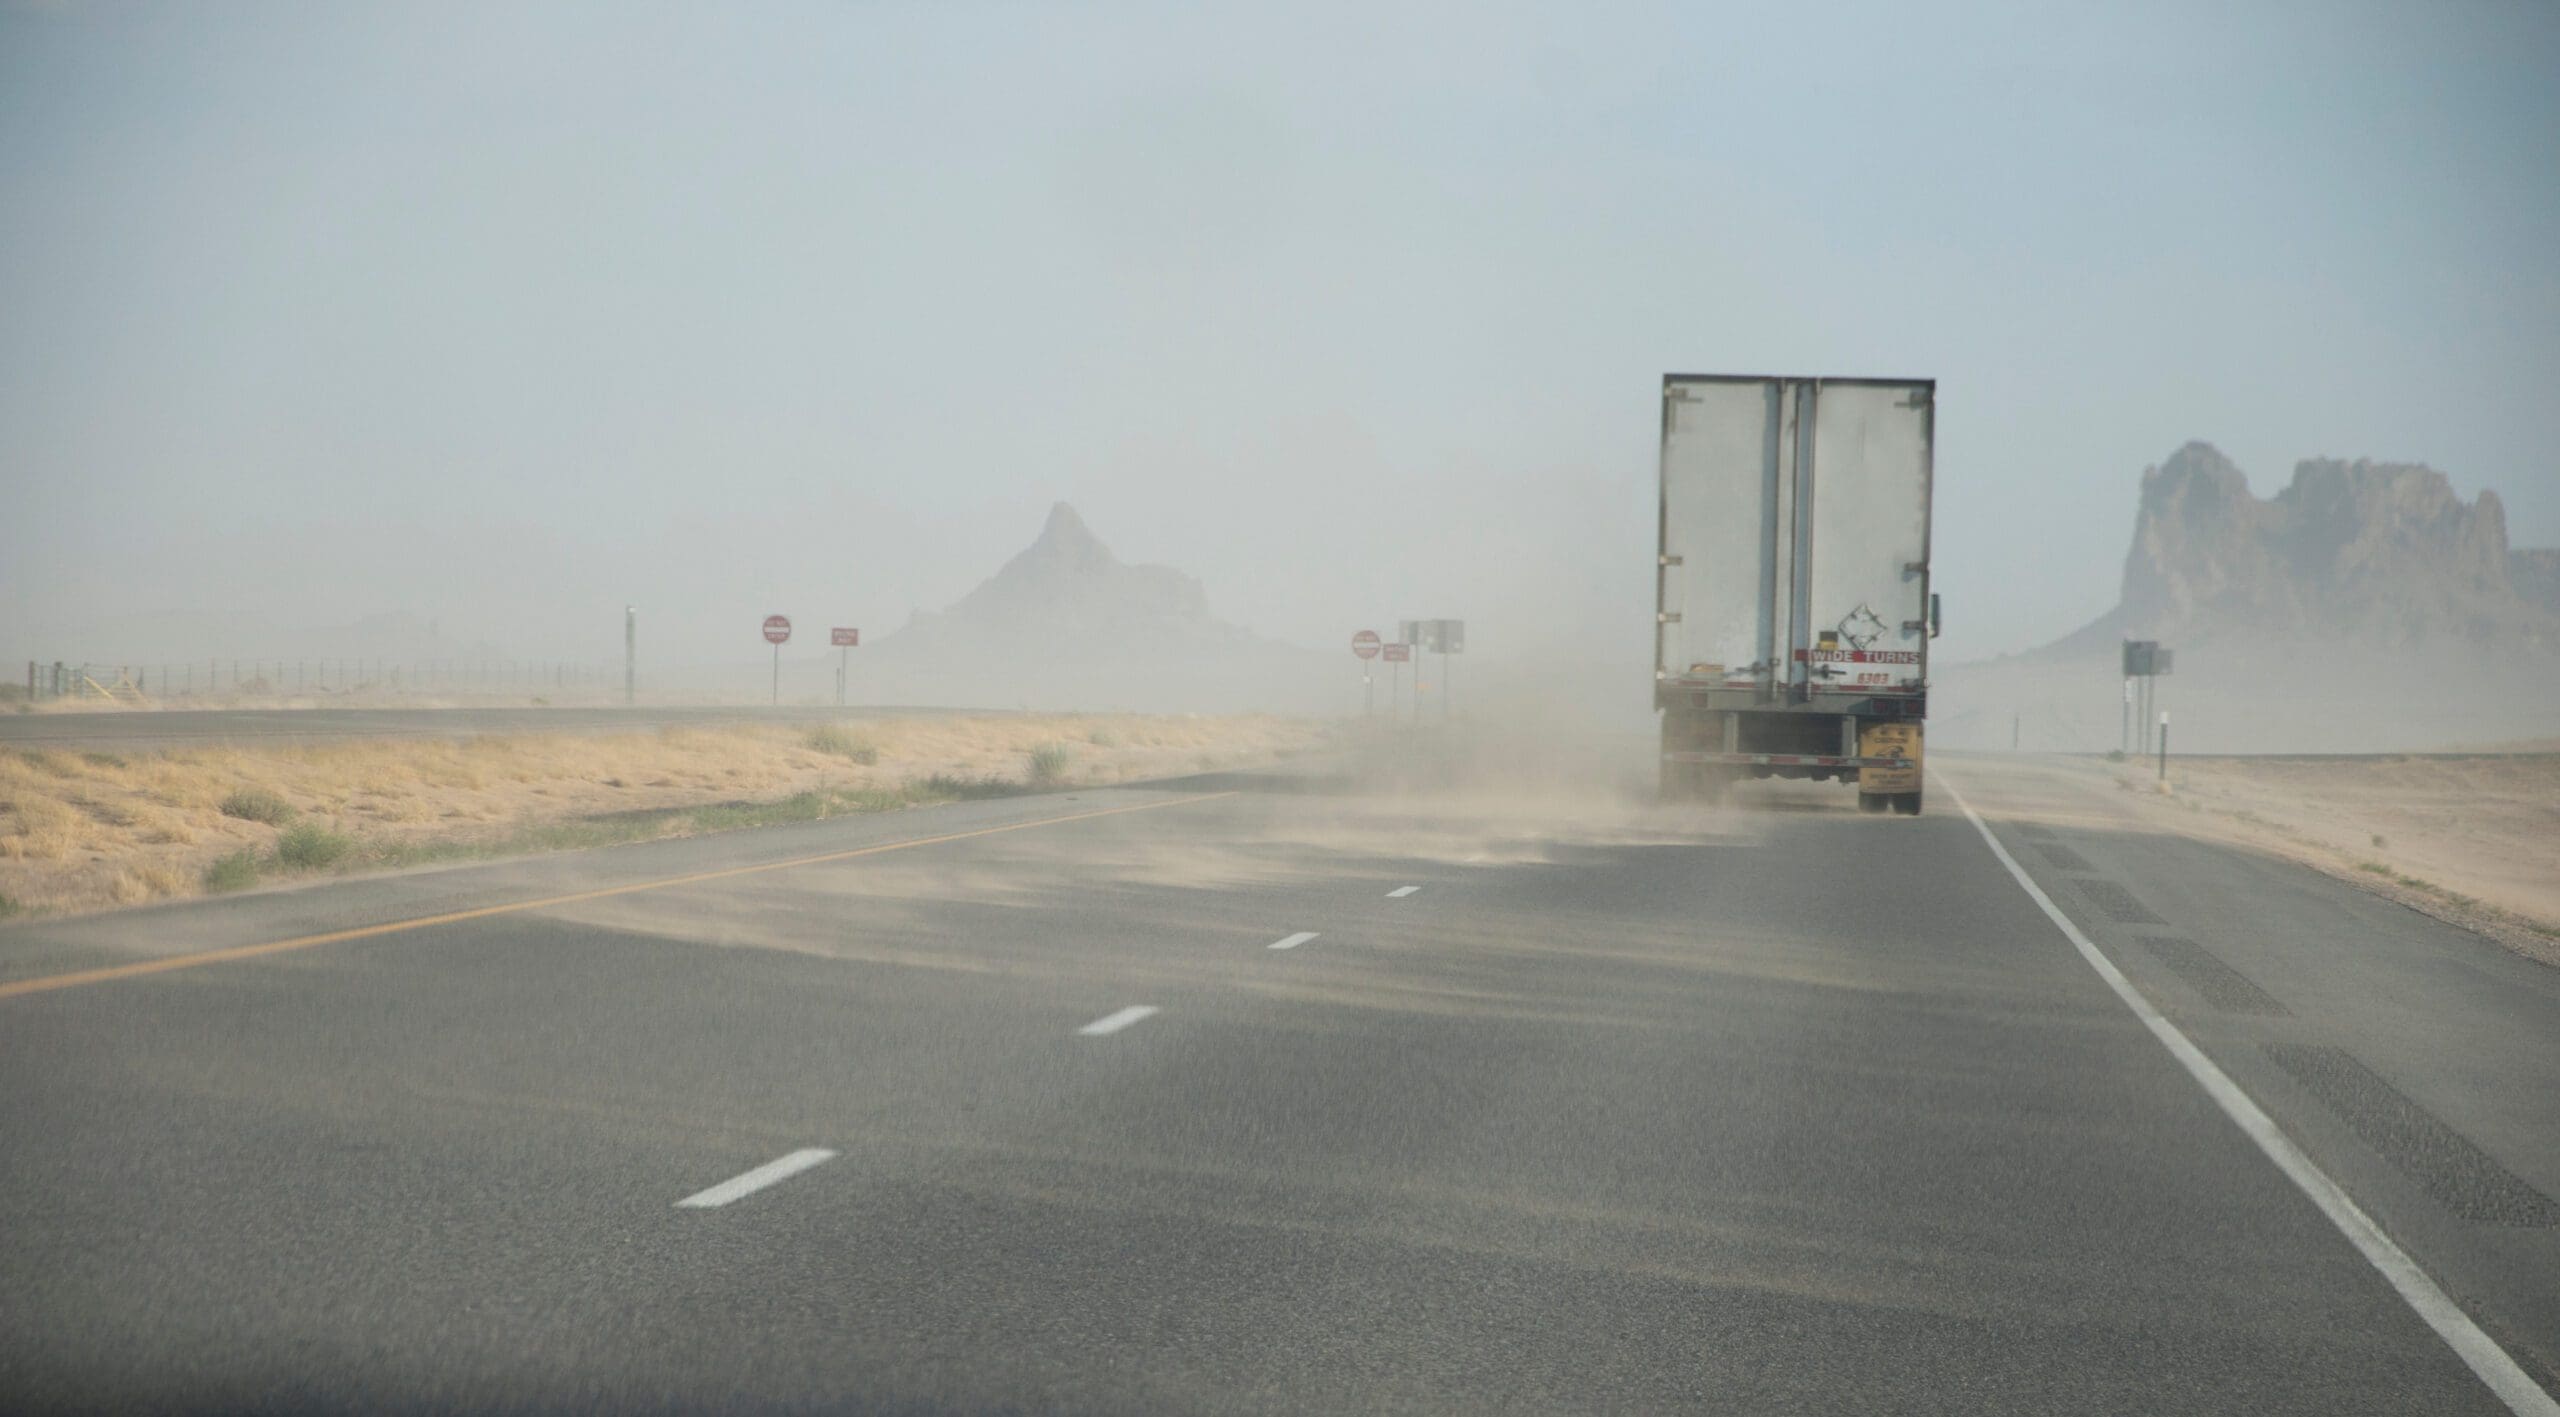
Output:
[
  {"xmin": 1398, "ymin": 622, "xmax": 1421, "ymax": 723},
  {"xmin": 1440, "ymin": 620, "xmax": 1463, "ymax": 720},
  {"xmin": 2122, "ymin": 640, "xmax": 2173, "ymax": 758},
  {"xmin": 832, "ymin": 627, "xmax": 859, "ymax": 706},
  {"xmin": 2158, "ymin": 710, "xmax": 2170, "ymax": 783},
  {"xmin": 1411, "ymin": 620, "xmax": 1464, "ymax": 722},
  {"xmin": 763, "ymin": 615, "xmax": 792, "ymax": 705},
  {"xmin": 1352, "ymin": 631, "xmax": 1381, "ymax": 718}
]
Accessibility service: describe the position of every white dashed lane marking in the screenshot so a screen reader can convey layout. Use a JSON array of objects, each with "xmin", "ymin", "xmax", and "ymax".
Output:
[
  {"xmin": 1267, "ymin": 932, "xmax": 1319, "ymax": 951},
  {"xmin": 675, "ymin": 1148, "xmax": 838, "ymax": 1209},
  {"xmin": 1386, "ymin": 886, "xmax": 1420, "ymax": 898},
  {"xmin": 1078, "ymin": 1005, "xmax": 1160, "ymax": 1036}
]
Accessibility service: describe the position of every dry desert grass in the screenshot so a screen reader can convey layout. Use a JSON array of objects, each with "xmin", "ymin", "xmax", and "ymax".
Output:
[{"xmin": 0, "ymin": 714, "xmax": 1323, "ymax": 920}]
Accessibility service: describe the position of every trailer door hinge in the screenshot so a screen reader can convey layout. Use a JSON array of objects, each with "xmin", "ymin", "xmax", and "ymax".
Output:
[
  {"xmin": 1659, "ymin": 555, "xmax": 1683, "ymax": 567},
  {"xmin": 1904, "ymin": 561, "xmax": 1927, "ymax": 575},
  {"xmin": 1657, "ymin": 612, "xmax": 1682, "ymax": 624},
  {"xmin": 1903, "ymin": 620, "xmax": 1926, "ymax": 633}
]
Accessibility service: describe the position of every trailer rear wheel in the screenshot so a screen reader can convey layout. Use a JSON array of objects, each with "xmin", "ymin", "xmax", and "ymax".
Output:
[
  {"xmin": 1890, "ymin": 790, "xmax": 1924, "ymax": 816},
  {"xmin": 1858, "ymin": 793, "xmax": 1889, "ymax": 815}
]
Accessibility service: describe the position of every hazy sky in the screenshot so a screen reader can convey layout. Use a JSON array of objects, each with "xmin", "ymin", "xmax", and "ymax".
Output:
[{"xmin": 5, "ymin": 0, "xmax": 2556, "ymax": 671}]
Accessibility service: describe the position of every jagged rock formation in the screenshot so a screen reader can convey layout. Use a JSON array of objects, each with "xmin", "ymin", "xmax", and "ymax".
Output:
[
  {"xmin": 896, "ymin": 502, "xmax": 1248, "ymax": 650},
  {"xmin": 2514, "ymin": 549, "xmax": 2560, "ymax": 617},
  {"xmin": 2058, "ymin": 441, "xmax": 2558, "ymax": 650},
  {"xmin": 862, "ymin": 502, "xmax": 1327, "ymax": 711},
  {"xmin": 1939, "ymin": 443, "xmax": 2560, "ymax": 752}
]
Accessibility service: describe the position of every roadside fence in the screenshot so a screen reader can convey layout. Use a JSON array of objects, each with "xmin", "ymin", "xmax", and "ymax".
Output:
[{"xmin": 15, "ymin": 658, "xmax": 616, "ymax": 705}]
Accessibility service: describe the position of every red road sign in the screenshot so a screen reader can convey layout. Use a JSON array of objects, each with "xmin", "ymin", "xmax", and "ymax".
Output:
[
  {"xmin": 1381, "ymin": 643, "xmax": 1411, "ymax": 662},
  {"xmin": 1352, "ymin": 629, "xmax": 1382, "ymax": 660},
  {"xmin": 831, "ymin": 627, "xmax": 859, "ymax": 647},
  {"xmin": 763, "ymin": 615, "xmax": 792, "ymax": 644}
]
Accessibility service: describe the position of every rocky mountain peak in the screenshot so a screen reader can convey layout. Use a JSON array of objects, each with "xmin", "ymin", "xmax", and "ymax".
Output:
[
  {"xmin": 2113, "ymin": 444, "xmax": 2551, "ymax": 645},
  {"xmin": 898, "ymin": 502, "xmax": 1225, "ymax": 649},
  {"xmin": 1029, "ymin": 501, "xmax": 1111, "ymax": 568},
  {"xmin": 2515, "ymin": 549, "xmax": 2560, "ymax": 615},
  {"xmin": 860, "ymin": 501, "xmax": 1321, "ymax": 711}
]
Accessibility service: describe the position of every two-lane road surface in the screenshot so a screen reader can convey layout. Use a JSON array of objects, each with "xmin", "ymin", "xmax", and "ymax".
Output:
[{"xmin": 2, "ymin": 753, "xmax": 2553, "ymax": 1412}]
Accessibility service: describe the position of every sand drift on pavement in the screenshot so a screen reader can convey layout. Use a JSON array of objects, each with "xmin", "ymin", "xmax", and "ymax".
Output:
[{"xmin": 0, "ymin": 714, "xmax": 1326, "ymax": 919}]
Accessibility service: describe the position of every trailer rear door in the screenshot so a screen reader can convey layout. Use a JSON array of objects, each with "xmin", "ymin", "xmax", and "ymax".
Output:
[
  {"xmin": 1658, "ymin": 375, "xmax": 1932, "ymax": 697},
  {"xmin": 1658, "ymin": 376, "xmax": 1787, "ymax": 691},
  {"xmin": 1801, "ymin": 381, "xmax": 1933, "ymax": 694}
]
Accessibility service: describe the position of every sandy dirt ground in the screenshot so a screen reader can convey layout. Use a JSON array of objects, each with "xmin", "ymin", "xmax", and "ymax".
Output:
[
  {"xmin": 0, "ymin": 714, "xmax": 1325, "ymax": 919},
  {"xmin": 1967, "ymin": 751, "xmax": 2560, "ymax": 967}
]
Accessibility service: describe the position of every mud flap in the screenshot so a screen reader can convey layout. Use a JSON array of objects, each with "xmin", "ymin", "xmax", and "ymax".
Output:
[{"xmin": 1858, "ymin": 722, "xmax": 1922, "ymax": 796}]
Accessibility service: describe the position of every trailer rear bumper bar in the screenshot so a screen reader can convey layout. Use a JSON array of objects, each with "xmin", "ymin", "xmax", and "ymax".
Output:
[{"xmin": 1661, "ymin": 753, "xmax": 1916, "ymax": 769}]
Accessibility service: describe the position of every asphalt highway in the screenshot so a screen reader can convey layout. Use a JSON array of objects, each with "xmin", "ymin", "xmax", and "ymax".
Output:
[{"xmin": 1, "ymin": 751, "xmax": 2553, "ymax": 1413}]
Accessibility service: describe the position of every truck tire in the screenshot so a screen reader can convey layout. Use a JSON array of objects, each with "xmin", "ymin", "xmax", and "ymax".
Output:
[
  {"xmin": 1891, "ymin": 790, "xmax": 1924, "ymax": 816},
  {"xmin": 1858, "ymin": 793, "xmax": 1889, "ymax": 815}
]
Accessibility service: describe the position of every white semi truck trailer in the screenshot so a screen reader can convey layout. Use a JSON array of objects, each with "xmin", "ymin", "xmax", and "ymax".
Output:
[{"xmin": 1655, "ymin": 374, "xmax": 1939, "ymax": 814}]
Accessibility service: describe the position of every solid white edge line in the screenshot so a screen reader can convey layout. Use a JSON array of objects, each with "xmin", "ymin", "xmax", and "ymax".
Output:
[
  {"xmin": 1938, "ymin": 769, "xmax": 2560, "ymax": 1416},
  {"xmin": 1267, "ymin": 932, "xmax": 1320, "ymax": 951},
  {"xmin": 1078, "ymin": 1004, "xmax": 1160, "ymax": 1036},
  {"xmin": 1387, "ymin": 885, "xmax": 1420, "ymax": 898},
  {"xmin": 674, "ymin": 1147, "xmax": 838, "ymax": 1209}
]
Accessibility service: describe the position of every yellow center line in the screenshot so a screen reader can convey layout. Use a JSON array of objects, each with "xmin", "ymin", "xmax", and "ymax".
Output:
[{"xmin": 0, "ymin": 791, "xmax": 1239, "ymax": 1002}]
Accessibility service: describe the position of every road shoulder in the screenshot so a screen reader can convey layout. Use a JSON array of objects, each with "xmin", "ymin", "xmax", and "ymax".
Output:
[{"xmin": 1940, "ymin": 753, "xmax": 2560, "ymax": 1399}]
